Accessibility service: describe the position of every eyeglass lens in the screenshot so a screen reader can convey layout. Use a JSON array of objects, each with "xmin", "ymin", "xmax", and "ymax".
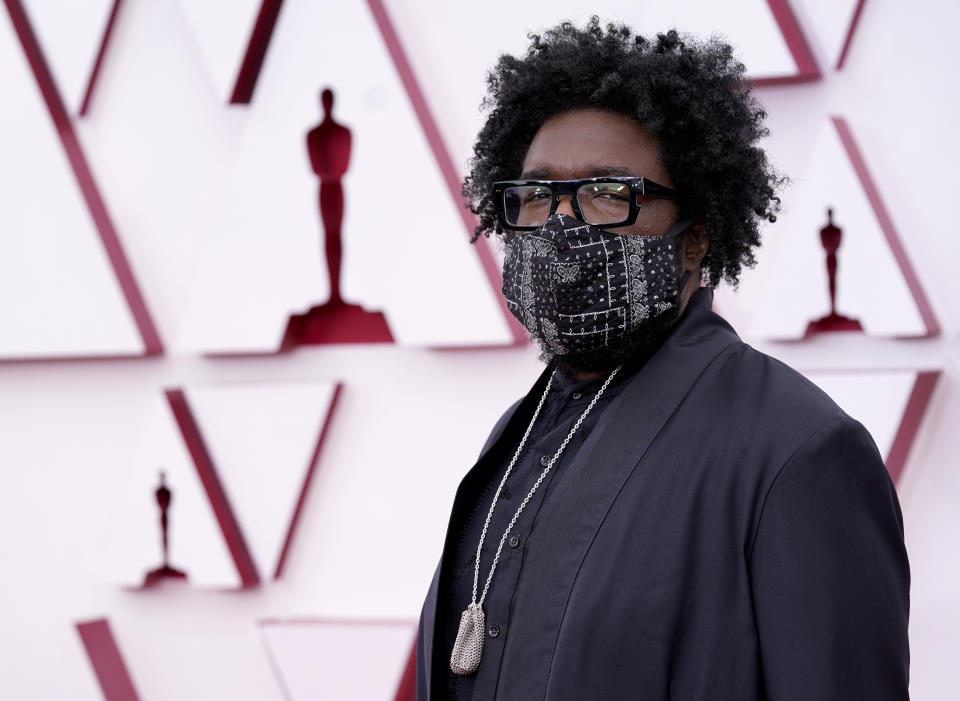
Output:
[{"xmin": 503, "ymin": 181, "xmax": 633, "ymax": 227}]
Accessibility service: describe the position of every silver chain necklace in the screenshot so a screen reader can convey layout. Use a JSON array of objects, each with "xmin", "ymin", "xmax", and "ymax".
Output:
[{"xmin": 450, "ymin": 365, "xmax": 622, "ymax": 675}]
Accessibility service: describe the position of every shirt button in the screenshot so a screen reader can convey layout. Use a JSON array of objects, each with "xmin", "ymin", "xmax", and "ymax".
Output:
[
  {"xmin": 572, "ymin": 391, "xmax": 583, "ymax": 400},
  {"xmin": 540, "ymin": 455, "xmax": 550, "ymax": 467},
  {"xmin": 488, "ymin": 625, "xmax": 500, "ymax": 638},
  {"xmin": 509, "ymin": 535, "xmax": 521, "ymax": 548}
]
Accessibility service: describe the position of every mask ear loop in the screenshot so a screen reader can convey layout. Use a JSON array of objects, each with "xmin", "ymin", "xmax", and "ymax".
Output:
[
  {"xmin": 662, "ymin": 217, "xmax": 698, "ymax": 240},
  {"xmin": 664, "ymin": 218, "xmax": 699, "ymax": 295}
]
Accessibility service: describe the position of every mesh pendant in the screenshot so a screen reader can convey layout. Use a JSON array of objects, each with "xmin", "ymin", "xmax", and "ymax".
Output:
[{"xmin": 450, "ymin": 601, "xmax": 485, "ymax": 675}]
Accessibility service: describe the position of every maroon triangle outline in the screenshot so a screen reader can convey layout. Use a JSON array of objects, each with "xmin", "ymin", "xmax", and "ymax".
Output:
[
  {"xmin": 886, "ymin": 370, "xmax": 940, "ymax": 485},
  {"xmin": 800, "ymin": 368, "xmax": 941, "ymax": 486},
  {"xmin": 737, "ymin": 115, "xmax": 941, "ymax": 342},
  {"xmin": 79, "ymin": 0, "xmax": 124, "ymax": 117},
  {"xmin": 836, "ymin": 0, "xmax": 868, "ymax": 70},
  {"xmin": 229, "ymin": 0, "xmax": 283, "ymax": 104},
  {"xmin": 753, "ymin": 0, "xmax": 821, "ymax": 85},
  {"xmin": 164, "ymin": 382, "xmax": 343, "ymax": 586},
  {"xmin": 186, "ymin": 0, "xmax": 528, "ymax": 350},
  {"xmin": 165, "ymin": 388, "xmax": 261, "ymax": 588},
  {"xmin": 2, "ymin": 0, "xmax": 164, "ymax": 359},
  {"xmin": 830, "ymin": 115, "xmax": 939, "ymax": 337},
  {"xmin": 364, "ymin": 0, "xmax": 526, "ymax": 347},
  {"xmin": 273, "ymin": 382, "xmax": 343, "ymax": 579}
]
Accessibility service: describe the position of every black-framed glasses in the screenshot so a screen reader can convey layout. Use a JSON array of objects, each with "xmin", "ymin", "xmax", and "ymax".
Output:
[{"xmin": 492, "ymin": 176, "xmax": 681, "ymax": 230}]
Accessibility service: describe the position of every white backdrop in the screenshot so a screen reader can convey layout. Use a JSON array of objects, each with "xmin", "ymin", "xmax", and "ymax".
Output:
[{"xmin": 1, "ymin": 1, "xmax": 958, "ymax": 699}]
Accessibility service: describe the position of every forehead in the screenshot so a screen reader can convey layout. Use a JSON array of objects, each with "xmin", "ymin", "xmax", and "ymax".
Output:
[{"xmin": 519, "ymin": 108, "xmax": 671, "ymax": 185}]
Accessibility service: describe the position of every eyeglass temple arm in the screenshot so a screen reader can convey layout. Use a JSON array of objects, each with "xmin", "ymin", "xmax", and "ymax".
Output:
[{"xmin": 641, "ymin": 179, "xmax": 681, "ymax": 199}]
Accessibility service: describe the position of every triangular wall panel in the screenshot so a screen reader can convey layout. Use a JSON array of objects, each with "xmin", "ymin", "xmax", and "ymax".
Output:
[
  {"xmin": 259, "ymin": 619, "xmax": 414, "ymax": 701},
  {"xmin": 0, "ymin": 4, "xmax": 147, "ymax": 359},
  {"xmin": 732, "ymin": 117, "xmax": 936, "ymax": 340},
  {"xmin": 177, "ymin": 0, "xmax": 513, "ymax": 352},
  {"xmin": 174, "ymin": 0, "xmax": 262, "ymax": 103},
  {"xmin": 792, "ymin": 0, "xmax": 866, "ymax": 69},
  {"xmin": 21, "ymin": 0, "xmax": 115, "ymax": 115},
  {"xmin": 184, "ymin": 380, "xmax": 341, "ymax": 580}
]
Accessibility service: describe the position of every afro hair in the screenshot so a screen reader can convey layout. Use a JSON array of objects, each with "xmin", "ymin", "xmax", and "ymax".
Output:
[{"xmin": 461, "ymin": 16, "xmax": 786, "ymax": 287}]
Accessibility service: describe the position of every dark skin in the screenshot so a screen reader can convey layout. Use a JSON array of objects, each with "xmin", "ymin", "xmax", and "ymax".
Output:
[{"xmin": 519, "ymin": 108, "xmax": 710, "ymax": 379}]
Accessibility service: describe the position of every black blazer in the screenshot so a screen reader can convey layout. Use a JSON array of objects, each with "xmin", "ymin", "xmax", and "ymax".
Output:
[{"xmin": 416, "ymin": 287, "xmax": 910, "ymax": 700}]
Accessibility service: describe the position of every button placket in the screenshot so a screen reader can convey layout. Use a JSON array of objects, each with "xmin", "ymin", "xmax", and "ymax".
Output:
[
  {"xmin": 449, "ymin": 372, "xmax": 627, "ymax": 691},
  {"xmin": 481, "ymin": 429, "xmax": 556, "ymax": 664}
]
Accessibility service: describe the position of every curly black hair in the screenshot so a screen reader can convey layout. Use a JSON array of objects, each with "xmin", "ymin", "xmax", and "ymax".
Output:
[{"xmin": 461, "ymin": 16, "xmax": 786, "ymax": 287}]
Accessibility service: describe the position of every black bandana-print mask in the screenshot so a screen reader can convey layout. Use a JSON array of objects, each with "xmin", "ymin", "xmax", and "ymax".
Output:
[{"xmin": 502, "ymin": 212, "xmax": 695, "ymax": 358}]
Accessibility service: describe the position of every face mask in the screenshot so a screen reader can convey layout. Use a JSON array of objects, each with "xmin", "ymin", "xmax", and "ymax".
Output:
[{"xmin": 501, "ymin": 212, "xmax": 695, "ymax": 358}]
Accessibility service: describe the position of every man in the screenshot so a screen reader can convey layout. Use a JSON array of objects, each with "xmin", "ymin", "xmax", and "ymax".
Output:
[{"xmin": 416, "ymin": 18, "xmax": 910, "ymax": 701}]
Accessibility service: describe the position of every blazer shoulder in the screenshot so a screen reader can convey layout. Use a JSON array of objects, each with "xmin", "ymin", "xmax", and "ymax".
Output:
[
  {"xmin": 701, "ymin": 342, "xmax": 897, "ymax": 535},
  {"xmin": 695, "ymin": 340, "xmax": 868, "ymax": 477},
  {"xmin": 719, "ymin": 340, "xmax": 849, "ymax": 428},
  {"xmin": 747, "ymin": 410, "xmax": 904, "ymax": 561}
]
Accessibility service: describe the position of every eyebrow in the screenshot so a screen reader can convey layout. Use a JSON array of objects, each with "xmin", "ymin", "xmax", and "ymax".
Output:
[{"xmin": 519, "ymin": 165, "xmax": 638, "ymax": 179}]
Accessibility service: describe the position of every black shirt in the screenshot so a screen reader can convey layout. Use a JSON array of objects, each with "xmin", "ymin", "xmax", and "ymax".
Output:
[{"xmin": 434, "ymin": 363, "xmax": 635, "ymax": 700}]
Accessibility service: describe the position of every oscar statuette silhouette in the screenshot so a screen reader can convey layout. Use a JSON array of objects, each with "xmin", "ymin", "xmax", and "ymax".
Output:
[
  {"xmin": 804, "ymin": 208, "xmax": 863, "ymax": 337},
  {"xmin": 281, "ymin": 87, "xmax": 393, "ymax": 348},
  {"xmin": 143, "ymin": 471, "xmax": 188, "ymax": 587}
]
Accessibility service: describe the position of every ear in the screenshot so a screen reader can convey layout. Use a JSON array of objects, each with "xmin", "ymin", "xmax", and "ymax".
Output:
[{"xmin": 679, "ymin": 224, "xmax": 709, "ymax": 271}]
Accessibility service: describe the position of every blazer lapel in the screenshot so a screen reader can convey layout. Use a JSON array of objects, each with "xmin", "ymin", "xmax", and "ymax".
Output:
[{"xmin": 495, "ymin": 288, "xmax": 742, "ymax": 699}]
